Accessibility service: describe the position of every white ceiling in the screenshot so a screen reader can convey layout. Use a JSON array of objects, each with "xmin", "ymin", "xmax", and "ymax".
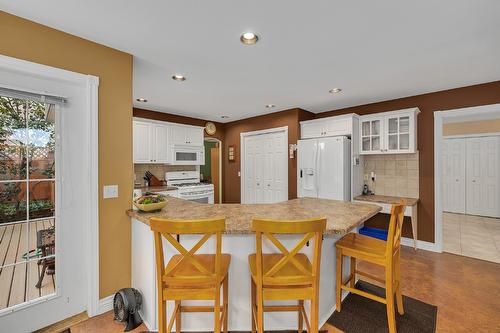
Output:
[{"xmin": 2, "ymin": 1, "xmax": 500, "ymax": 122}]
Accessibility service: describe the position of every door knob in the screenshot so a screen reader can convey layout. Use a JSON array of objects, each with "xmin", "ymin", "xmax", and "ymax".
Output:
[{"xmin": 267, "ymin": 184, "xmax": 270, "ymax": 187}]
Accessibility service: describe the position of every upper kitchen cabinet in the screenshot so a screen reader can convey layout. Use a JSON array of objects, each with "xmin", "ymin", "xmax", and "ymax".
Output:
[
  {"xmin": 300, "ymin": 114, "xmax": 354, "ymax": 139},
  {"xmin": 133, "ymin": 120, "xmax": 153, "ymax": 163},
  {"xmin": 359, "ymin": 108, "xmax": 420, "ymax": 154},
  {"xmin": 133, "ymin": 119, "xmax": 170, "ymax": 163},
  {"xmin": 169, "ymin": 123, "xmax": 204, "ymax": 146},
  {"xmin": 133, "ymin": 118, "xmax": 205, "ymax": 164}
]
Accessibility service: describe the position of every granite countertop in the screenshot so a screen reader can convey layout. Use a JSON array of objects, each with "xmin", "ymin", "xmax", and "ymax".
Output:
[
  {"xmin": 354, "ymin": 194, "xmax": 419, "ymax": 206},
  {"xmin": 127, "ymin": 197, "xmax": 381, "ymax": 236},
  {"xmin": 134, "ymin": 185, "xmax": 178, "ymax": 192}
]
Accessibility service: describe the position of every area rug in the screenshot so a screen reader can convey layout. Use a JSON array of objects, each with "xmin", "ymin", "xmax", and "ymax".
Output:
[{"xmin": 327, "ymin": 281, "xmax": 437, "ymax": 333}]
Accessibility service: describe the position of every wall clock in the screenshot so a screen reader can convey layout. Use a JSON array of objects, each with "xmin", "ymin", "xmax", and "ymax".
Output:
[{"xmin": 205, "ymin": 122, "xmax": 216, "ymax": 135}]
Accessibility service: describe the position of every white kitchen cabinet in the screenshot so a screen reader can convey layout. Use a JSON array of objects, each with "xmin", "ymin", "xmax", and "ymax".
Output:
[
  {"xmin": 133, "ymin": 120, "xmax": 170, "ymax": 163},
  {"xmin": 133, "ymin": 119, "xmax": 205, "ymax": 164},
  {"xmin": 168, "ymin": 124, "xmax": 204, "ymax": 146},
  {"xmin": 133, "ymin": 120, "xmax": 154, "ymax": 163},
  {"xmin": 359, "ymin": 108, "xmax": 419, "ymax": 155},
  {"xmin": 300, "ymin": 114, "xmax": 353, "ymax": 139},
  {"xmin": 153, "ymin": 124, "xmax": 169, "ymax": 163}
]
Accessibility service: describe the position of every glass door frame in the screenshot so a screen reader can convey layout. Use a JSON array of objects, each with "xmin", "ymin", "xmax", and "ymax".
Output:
[{"xmin": 0, "ymin": 98, "xmax": 62, "ymax": 315}]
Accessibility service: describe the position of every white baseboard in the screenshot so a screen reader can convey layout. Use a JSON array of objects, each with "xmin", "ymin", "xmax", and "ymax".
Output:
[
  {"xmin": 401, "ymin": 237, "xmax": 440, "ymax": 252},
  {"xmin": 97, "ymin": 295, "xmax": 114, "ymax": 315}
]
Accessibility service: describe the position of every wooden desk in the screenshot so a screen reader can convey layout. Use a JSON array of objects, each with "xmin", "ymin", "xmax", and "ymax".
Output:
[{"xmin": 353, "ymin": 195, "xmax": 419, "ymax": 250}]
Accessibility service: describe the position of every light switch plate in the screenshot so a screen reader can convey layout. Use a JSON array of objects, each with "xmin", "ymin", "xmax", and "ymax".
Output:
[{"xmin": 103, "ymin": 185, "xmax": 119, "ymax": 199}]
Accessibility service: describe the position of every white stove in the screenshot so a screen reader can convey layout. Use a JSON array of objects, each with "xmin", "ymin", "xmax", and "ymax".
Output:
[{"xmin": 165, "ymin": 171, "xmax": 214, "ymax": 204}]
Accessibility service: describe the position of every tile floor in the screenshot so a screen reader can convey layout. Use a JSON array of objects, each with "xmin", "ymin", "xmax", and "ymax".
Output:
[{"xmin": 443, "ymin": 212, "xmax": 500, "ymax": 263}]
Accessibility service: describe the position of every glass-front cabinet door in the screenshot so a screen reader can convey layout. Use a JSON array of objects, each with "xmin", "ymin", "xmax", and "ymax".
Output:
[
  {"xmin": 386, "ymin": 114, "xmax": 412, "ymax": 153},
  {"xmin": 360, "ymin": 117, "xmax": 383, "ymax": 154}
]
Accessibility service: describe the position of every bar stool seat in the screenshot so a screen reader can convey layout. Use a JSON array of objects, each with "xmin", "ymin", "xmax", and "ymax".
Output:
[
  {"xmin": 336, "ymin": 233, "xmax": 387, "ymax": 263},
  {"xmin": 249, "ymin": 253, "xmax": 312, "ymax": 287},
  {"xmin": 165, "ymin": 254, "xmax": 231, "ymax": 289}
]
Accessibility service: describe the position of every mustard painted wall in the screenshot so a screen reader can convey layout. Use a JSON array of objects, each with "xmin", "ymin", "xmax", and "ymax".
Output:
[{"xmin": 0, "ymin": 11, "xmax": 133, "ymax": 298}]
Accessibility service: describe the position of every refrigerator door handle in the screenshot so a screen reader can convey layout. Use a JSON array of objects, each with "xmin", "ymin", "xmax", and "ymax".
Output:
[{"xmin": 300, "ymin": 169, "xmax": 303, "ymax": 178}]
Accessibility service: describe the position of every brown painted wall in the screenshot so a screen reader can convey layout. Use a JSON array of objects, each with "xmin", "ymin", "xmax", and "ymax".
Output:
[
  {"xmin": 316, "ymin": 80, "xmax": 500, "ymax": 242},
  {"xmin": 223, "ymin": 108, "xmax": 314, "ymax": 203},
  {"xmin": 1, "ymin": 11, "xmax": 133, "ymax": 298}
]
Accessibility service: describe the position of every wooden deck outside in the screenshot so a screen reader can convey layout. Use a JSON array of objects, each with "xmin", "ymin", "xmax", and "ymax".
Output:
[{"xmin": 0, "ymin": 218, "xmax": 56, "ymax": 310}]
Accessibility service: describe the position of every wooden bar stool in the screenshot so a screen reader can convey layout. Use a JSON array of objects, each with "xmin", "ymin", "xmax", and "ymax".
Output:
[
  {"xmin": 249, "ymin": 217, "xmax": 326, "ymax": 333},
  {"xmin": 150, "ymin": 217, "xmax": 230, "ymax": 333},
  {"xmin": 335, "ymin": 201, "xmax": 406, "ymax": 333}
]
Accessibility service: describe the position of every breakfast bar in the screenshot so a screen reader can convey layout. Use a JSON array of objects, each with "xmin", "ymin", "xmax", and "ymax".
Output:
[{"xmin": 128, "ymin": 197, "xmax": 381, "ymax": 331}]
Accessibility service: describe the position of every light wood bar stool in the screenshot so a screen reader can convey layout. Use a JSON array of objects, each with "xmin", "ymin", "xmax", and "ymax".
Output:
[
  {"xmin": 335, "ymin": 201, "xmax": 406, "ymax": 333},
  {"xmin": 249, "ymin": 217, "xmax": 326, "ymax": 333},
  {"xmin": 150, "ymin": 217, "xmax": 230, "ymax": 333}
]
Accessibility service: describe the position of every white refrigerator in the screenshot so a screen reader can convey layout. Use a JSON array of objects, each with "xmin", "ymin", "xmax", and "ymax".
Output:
[{"xmin": 297, "ymin": 136, "xmax": 351, "ymax": 201}]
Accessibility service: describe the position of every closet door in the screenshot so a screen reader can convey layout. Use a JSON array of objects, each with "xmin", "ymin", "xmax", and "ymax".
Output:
[
  {"xmin": 242, "ymin": 130, "xmax": 288, "ymax": 204},
  {"xmin": 442, "ymin": 138, "xmax": 466, "ymax": 213},
  {"xmin": 466, "ymin": 136, "xmax": 500, "ymax": 217}
]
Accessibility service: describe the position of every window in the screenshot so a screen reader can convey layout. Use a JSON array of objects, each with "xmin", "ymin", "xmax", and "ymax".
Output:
[{"xmin": 0, "ymin": 95, "xmax": 57, "ymax": 310}]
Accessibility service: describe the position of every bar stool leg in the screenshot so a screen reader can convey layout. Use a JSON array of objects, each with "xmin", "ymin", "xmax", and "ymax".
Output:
[
  {"xmin": 251, "ymin": 279, "xmax": 256, "ymax": 333},
  {"xmin": 256, "ymin": 283, "xmax": 264, "ymax": 333},
  {"xmin": 223, "ymin": 275, "xmax": 229, "ymax": 333},
  {"xmin": 335, "ymin": 248, "xmax": 343, "ymax": 312},
  {"xmin": 395, "ymin": 251, "xmax": 404, "ymax": 315},
  {"xmin": 385, "ymin": 263, "xmax": 396, "ymax": 333},
  {"xmin": 298, "ymin": 300, "xmax": 304, "ymax": 333},
  {"xmin": 214, "ymin": 285, "xmax": 221, "ymax": 333},
  {"xmin": 175, "ymin": 301, "xmax": 181, "ymax": 333},
  {"xmin": 350, "ymin": 257, "xmax": 356, "ymax": 288},
  {"xmin": 158, "ymin": 298, "xmax": 166, "ymax": 333}
]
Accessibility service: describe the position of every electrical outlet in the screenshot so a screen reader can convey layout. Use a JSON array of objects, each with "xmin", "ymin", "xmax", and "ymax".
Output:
[{"xmin": 103, "ymin": 185, "xmax": 119, "ymax": 199}]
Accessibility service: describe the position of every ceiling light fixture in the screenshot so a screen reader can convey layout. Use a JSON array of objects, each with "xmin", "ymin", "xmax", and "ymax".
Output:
[
  {"xmin": 329, "ymin": 88, "xmax": 342, "ymax": 94},
  {"xmin": 240, "ymin": 32, "xmax": 259, "ymax": 45},
  {"xmin": 265, "ymin": 104, "xmax": 275, "ymax": 108},
  {"xmin": 172, "ymin": 74, "xmax": 186, "ymax": 81},
  {"xmin": 220, "ymin": 115, "xmax": 230, "ymax": 119},
  {"xmin": 136, "ymin": 98, "xmax": 148, "ymax": 102}
]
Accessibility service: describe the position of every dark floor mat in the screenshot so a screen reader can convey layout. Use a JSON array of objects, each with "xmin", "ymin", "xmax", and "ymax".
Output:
[{"xmin": 328, "ymin": 280, "xmax": 437, "ymax": 333}]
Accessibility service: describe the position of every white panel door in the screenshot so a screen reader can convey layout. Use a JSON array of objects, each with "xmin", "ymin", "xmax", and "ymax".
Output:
[
  {"xmin": 242, "ymin": 130, "xmax": 288, "ymax": 204},
  {"xmin": 133, "ymin": 121, "xmax": 153, "ymax": 163},
  {"xmin": 466, "ymin": 136, "xmax": 500, "ymax": 217},
  {"xmin": 297, "ymin": 139, "xmax": 318, "ymax": 198},
  {"xmin": 442, "ymin": 138, "xmax": 466, "ymax": 213}
]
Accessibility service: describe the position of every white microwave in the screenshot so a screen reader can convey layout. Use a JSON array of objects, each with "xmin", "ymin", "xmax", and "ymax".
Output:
[{"xmin": 169, "ymin": 144, "xmax": 205, "ymax": 165}]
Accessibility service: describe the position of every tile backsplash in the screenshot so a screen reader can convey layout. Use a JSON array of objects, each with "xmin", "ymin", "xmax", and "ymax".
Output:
[
  {"xmin": 134, "ymin": 164, "xmax": 196, "ymax": 186},
  {"xmin": 363, "ymin": 152, "xmax": 419, "ymax": 198}
]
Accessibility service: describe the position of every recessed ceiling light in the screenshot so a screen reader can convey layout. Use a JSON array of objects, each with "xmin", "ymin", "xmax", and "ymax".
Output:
[
  {"xmin": 172, "ymin": 74, "xmax": 186, "ymax": 81},
  {"xmin": 136, "ymin": 98, "xmax": 147, "ymax": 102},
  {"xmin": 329, "ymin": 88, "xmax": 342, "ymax": 94},
  {"xmin": 265, "ymin": 104, "xmax": 275, "ymax": 108},
  {"xmin": 240, "ymin": 32, "xmax": 259, "ymax": 45},
  {"xmin": 220, "ymin": 115, "xmax": 230, "ymax": 119}
]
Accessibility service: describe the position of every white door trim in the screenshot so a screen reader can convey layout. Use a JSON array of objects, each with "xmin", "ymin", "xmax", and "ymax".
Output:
[
  {"xmin": 434, "ymin": 102, "xmax": 500, "ymax": 254},
  {"xmin": 0, "ymin": 55, "xmax": 100, "ymax": 317},
  {"xmin": 240, "ymin": 126, "xmax": 289, "ymax": 204}
]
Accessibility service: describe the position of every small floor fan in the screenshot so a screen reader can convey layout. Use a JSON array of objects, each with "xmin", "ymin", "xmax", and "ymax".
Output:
[{"xmin": 113, "ymin": 288, "xmax": 143, "ymax": 331}]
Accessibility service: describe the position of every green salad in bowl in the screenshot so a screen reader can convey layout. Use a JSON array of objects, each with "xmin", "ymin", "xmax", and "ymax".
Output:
[{"xmin": 133, "ymin": 193, "xmax": 167, "ymax": 212}]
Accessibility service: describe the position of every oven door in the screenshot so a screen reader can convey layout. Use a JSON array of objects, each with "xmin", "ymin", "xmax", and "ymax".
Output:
[
  {"xmin": 180, "ymin": 191, "xmax": 214, "ymax": 204},
  {"xmin": 171, "ymin": 145, "xmax": 205, "ymax": 165}
]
